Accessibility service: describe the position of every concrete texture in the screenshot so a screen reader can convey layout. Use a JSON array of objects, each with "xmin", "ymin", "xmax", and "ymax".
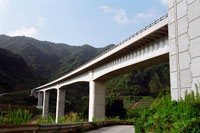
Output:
[
  {"xmin": 85, "ymin": 125, "xmax": 135, "ymax": 133},
  {"xmin": 168, "ymin": 0, "xmax": 200, "ymax": 100}
]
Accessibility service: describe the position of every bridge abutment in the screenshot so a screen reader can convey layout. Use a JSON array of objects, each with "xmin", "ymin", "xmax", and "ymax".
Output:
[
  {"xmin": 88, "ymin": 80, "xmax": 106, "ymax": 121},
  {"xmin": 42, "ymin": 90, "xmax": 50, "ymax": 119},
  {"xmin": 168, "ymin": 0, "xmax": 200, "ymax": 100},
  {"xmin": 56, "ymin": 88, "xmax": 66, "ymax": 123}
]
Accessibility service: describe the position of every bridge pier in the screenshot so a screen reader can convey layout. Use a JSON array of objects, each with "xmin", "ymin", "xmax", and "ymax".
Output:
[
  {"xmin": 42, "ymin": 90, "xmax": 50, "ymax": 119},
  {"xmin": 56, "ymin": 88, "xmax": 66, "ymax": 123},
  {"xmin": 168, "ymin": 0, "xmax": 200, "ymax": 100},
  {"xmin": 89, "ymin": 80, "xmax": 106, "ymax": 122},
  {"xmin": 38, "ymin": 91, "xmax": 43, "ymax": 107}
]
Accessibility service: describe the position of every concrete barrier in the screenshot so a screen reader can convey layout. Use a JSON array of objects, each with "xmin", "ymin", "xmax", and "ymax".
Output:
[{"xmin": 0, "ymin": 121, "xmax": 134, "ymax": 133}]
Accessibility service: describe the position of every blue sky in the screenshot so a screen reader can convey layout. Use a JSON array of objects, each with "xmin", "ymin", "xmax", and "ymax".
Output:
[{"xmin": 0, "ymin": 0, "xmax": 167, "ymax": 47}]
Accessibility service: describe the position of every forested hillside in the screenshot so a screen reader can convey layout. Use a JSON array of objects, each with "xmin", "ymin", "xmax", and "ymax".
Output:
[
  {"xmin": 0, "ymin": 35, "xmax": 114, "ymax": 84},
  {"xmin": 0, "ymin": 48, "xmax": 38, "ymax": 93},
  {"xmin": 106, "ymin": 63, "xmax": 170, "ymax": 98}
]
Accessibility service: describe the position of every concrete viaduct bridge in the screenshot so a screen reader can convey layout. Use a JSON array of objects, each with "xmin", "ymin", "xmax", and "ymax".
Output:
[{"xmin": 31, "ymin": 0, "xmax": 200, "ymax": 123}]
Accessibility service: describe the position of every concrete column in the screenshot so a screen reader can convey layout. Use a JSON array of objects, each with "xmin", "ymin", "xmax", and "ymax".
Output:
[
  {"xmin": 56, "ymin": 88, "xmax": 66, "ymax": 123},
  {"xmin": 42, "ymin": 91, "xmax": 50, "ymax": 119},
  {"xmin": 168, "ymin": 0, "xmax": 200, "ymax": 100},
  {"xmin": 38, "ymin": 91, "xmax": 43, "ymax": 107},
  {"xmin": 88, "ymin": 80, "xmax": 106, "ymax": 122}
]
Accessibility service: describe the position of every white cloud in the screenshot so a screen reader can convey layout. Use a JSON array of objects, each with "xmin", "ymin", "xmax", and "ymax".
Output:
[
  {"xmin": 37, "ymin": 17, "xmax": 45, "ymax": 26},
  {"xmin": 137, "ymin": 13, "xmax": 154, "ymax": 19},
  {"xmin": 101, "ymin": 5, "xmax": 156, "ymax": 24},
  {"xmin": 100, "ymin": 5, "xmax": 129, "ymax": 24},
  {"xmin": 131, "ymin": 7, "xmax": 157, "ymax": 23},
  {"xmin": 9, "ymin": 27, "xmax": 39, "ymax": 37},
  {"xmin": 100, "ymin": 5, "xmax": 114, "ymax": 13},
  {"xmin": 160, "ymin": 0, "xmax": 168, "ymax": 6},
  {"xmin": 113, "ymin": 9, "xmax": 129, "ymax": 24},
  {"xmin": 0, "ymin": 0, "xmax": 8, "ymax": 11}
]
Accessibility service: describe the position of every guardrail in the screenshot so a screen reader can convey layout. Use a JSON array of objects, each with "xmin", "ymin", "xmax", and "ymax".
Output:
[{"xmin": 0, "ymin": 121, "xmax": 134, "ymax": 133}]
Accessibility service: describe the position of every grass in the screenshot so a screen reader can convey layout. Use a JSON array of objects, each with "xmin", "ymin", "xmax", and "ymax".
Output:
[
  {"xmin": 0, "ymin": 109, "xmax": 32, "ymax": 125},
  {"xmin": 37, "ymin": 114, "xmax": 55, "ymax": 124},
  {"xmin": 59, "ymin": 112, "xmax": 86, "ymax": 123},
  {"xmin": 37, "ymin": 112, "xmax": 87, "ymax": 124}
]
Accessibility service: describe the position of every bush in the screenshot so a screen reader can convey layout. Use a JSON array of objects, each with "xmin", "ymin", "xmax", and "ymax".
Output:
[{"xmin": 132, "ymin": 91, "xmax": 200, "ymax": 132}]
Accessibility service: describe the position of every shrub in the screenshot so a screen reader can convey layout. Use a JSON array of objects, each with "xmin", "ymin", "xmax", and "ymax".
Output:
[{"xmin": 132, "ymin": 90, "xmax": 200, "ymax": 132}]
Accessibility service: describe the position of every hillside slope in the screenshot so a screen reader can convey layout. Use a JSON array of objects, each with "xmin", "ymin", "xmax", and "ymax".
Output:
[
  {"xmin": 0, "ymin": 48, "xmax": 38, "ymax": 93},
  {"xmin": 0, "ymin": 35, "xmax": 114, "ymax": 84}
]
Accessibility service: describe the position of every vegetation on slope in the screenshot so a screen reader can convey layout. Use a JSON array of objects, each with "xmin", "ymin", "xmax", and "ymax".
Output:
[
  {"xmin": 0, "ymin": 48, "xmax": 38, "ymax": 93},
  {"xmin": 0, "ymin": 35, "xmax": 114, "ymax": 84},
  {"xmin": 106, "ymin": 63, "xmax": 170, "ymax": 98},
  {"xmin": 131, "ymin": 90, "xmax": 200, "ymax": 132}
]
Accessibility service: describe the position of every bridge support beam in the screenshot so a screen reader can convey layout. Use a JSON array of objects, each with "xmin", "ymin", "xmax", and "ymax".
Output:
[
  {"xmin": 89, "ymin": 81, "xmax": 106, "ymax": 122},
  {"xmin": 168, "ymin": 0, "xmax": 200, "ymax": 100},
  {"xmin": 42, "ymin": 91, "xmax": 50, "ymax": 119},
  {"xmin": 56, "ymin": 88, "xmax": 66, "ymax": 123},
  {"xmin": 38, "ymin": 91, "xmax": 43, "ymax": 107}
]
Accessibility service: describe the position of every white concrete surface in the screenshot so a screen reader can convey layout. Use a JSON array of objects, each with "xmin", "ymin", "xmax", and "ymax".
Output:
[{"xmin": 168, "ymin": 0, "xmax": 200, "ymax": 100}]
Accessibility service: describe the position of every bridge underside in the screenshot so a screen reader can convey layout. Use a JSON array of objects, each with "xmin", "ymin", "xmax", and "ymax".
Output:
[{"xmin": 97, "ymin": 53, "xmax": 169, "ymax": 82}]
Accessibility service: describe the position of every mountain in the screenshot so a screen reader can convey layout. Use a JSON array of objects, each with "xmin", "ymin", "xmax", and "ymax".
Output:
[
  {"xmin": 0, "ymin": 35, "xmax": 114, "ymax": 85},
  {"xmin": 0, "ymin": 48, "xmax": 38, "ymax": 93}
]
